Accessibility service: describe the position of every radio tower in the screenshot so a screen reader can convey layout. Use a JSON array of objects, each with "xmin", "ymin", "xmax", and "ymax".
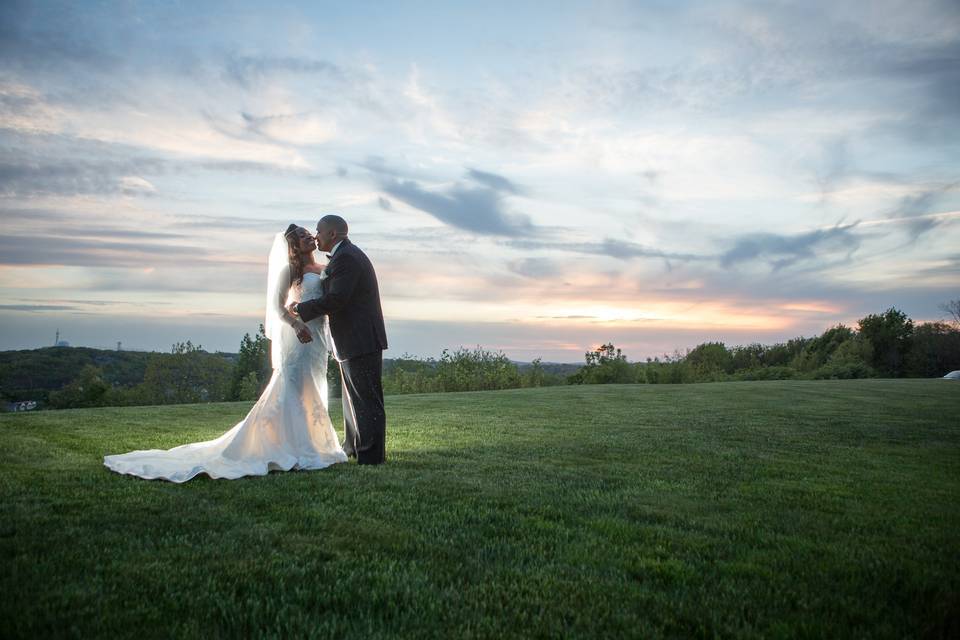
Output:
[{"xmin": 55, "ymin": 329, "xmax": 60, "ymax": 346}]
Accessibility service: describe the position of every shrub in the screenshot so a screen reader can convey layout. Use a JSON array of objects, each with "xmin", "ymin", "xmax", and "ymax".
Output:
[
  {"xmin": 810, "ymin": 362, "xmax": 875, "ymax": 380},
  {"xmin": 436, "ymin": 347, "xmax": 521, "ymax": 392},
  {"xmin": 736, "ymin": 366, "xmax": 798, "ymax": 381}
]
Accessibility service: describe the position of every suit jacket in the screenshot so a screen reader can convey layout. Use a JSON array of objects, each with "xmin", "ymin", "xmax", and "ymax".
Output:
[{"xmin": 296, "ymin": 238, "xmax": 387, "ymax": 361}]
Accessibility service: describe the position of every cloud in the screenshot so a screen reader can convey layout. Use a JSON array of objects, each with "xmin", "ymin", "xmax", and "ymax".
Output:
[
  {"xmin": 0, "ymin": 157, "xmax": 166, "ymax": 197},
  {"xmin": 0, "ymin": 234, "xmax": 213, "ymax": 268},
  {"xmin": 599, "ymin": 239, "xmax": 702, "ymax": 262},
  {"xmin": 377, "ymin": 196, "xmax": 392, "ymax": 211},
  {"xmin": 223, "ymin": 54, "xmax": 345, "ymax": 89},
  {"xmin": 359, "ymin": 155, "xmax": 413, "ymax": 179},
  {"xmin": 508, "ymin": 258, "xmax": 560, "ymax": 279},
  {"xmin": 889, "ymin": 182, "xmax": 960, "ymax": 239},
  {"xmin": 238, "ymin": 111, "xmax": 337, "ymax": 145},
  {"xmin": 506, "ymin": 238, "xmax": 707, "ymax": 263},
  {"xmin": 0, "ymin": 208, "xmax": 195, "ymax": 241},
  {"xmin": 720, "ymin": 223, "xmax": 862, "ymax": 270},
  {"xmin": 0, "ymin": 304, "xmax": 80, "ymax": 312},
  {"xmin": 466, "ymin": 168, "xmax": 524, "ymax": 195},
  {"xmin": 197, "ymin": 159, "xmax": 298, "ymax": 174},
  {"xmin": 380, "ymin": 177, "xmax": 534, "ymax": 236}
]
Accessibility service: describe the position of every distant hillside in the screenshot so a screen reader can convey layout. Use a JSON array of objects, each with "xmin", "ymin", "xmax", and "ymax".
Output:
[
  {"xmin": 0, "ymin": 346, "xmax": 238, "ymax": 401},
  {"xmin": 0, "ymin": 346, "xmax": 580, "ymax": 402}
]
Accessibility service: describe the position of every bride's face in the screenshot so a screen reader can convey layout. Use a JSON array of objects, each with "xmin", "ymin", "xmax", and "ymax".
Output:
[{"xmin": 295, "ymin": 227, "xmax": 316, "ymax": 253}]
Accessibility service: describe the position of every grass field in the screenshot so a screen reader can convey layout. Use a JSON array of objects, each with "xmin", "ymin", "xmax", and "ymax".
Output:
[{"xmin": 1, "ymin": 380, "xmax": 958, "ymax": 638}]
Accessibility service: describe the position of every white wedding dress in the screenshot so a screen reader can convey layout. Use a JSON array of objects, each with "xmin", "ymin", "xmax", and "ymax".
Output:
[{"xmin": 104, "ymin": 262, "xmax": 348, "ymax": 482}]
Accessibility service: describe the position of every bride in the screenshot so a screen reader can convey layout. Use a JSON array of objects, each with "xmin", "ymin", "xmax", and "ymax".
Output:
[{"xmin": 103, "ymin": 224, "xmax": 348, "ymax": 482}]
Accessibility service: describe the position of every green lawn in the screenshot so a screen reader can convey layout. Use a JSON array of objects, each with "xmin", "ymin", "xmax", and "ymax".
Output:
[{"xmin": 1, "ymin": 380, "xmax": 958, "ymax": 638}]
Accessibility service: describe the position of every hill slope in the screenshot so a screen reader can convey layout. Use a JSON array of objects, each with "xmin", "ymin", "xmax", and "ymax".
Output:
[{"xmin": 1, "ymin": 380, "xmax": 958, "ymax": 638}]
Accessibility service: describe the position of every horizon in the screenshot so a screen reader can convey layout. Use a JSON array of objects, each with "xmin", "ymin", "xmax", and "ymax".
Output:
[{"xmin": 1, "ymin": 1, "xmax": 958, "ymax": 362}]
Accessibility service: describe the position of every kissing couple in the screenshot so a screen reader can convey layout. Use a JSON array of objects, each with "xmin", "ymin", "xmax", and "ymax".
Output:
[{"xmin": 104, "ymin": 214, "xmax": 389, "ymax": 482}]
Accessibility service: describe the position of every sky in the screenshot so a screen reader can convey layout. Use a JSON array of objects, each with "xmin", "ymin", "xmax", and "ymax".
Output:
[{"xmin": 1, "ymin": 0, "xmax": 958, "ymax": 362}]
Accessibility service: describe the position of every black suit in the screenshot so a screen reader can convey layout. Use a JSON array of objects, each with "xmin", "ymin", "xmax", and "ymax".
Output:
[{"xmin": 296, "ymin": 238, "xmax": 387, "ymax": 464}]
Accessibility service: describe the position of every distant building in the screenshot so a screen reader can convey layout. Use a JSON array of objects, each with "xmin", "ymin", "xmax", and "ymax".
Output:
[{"xmin": 54, "ymin": 329, "xmax": 70, "ymax": 347}]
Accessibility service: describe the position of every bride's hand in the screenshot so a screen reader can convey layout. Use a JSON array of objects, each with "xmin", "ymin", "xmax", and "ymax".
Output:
[{"xmin": 294, "ymin": 321, "xmax": 313, "ymax": 344}]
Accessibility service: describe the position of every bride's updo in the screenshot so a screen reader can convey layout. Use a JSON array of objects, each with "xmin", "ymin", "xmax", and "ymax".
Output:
[{"xmin": 284, "ymin": 223, "xmax": 306, "ymax": 286}]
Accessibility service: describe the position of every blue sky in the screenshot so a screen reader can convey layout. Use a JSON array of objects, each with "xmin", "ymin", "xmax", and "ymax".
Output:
[{"xmin": 1, "ymin": 0, "xmax": 958, "ymax": 360}]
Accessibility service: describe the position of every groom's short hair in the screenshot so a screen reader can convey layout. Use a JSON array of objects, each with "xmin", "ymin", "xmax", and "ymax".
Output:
[{"xmin": 319, "ymin": 214, "xmax": 348, "ymax": 236}]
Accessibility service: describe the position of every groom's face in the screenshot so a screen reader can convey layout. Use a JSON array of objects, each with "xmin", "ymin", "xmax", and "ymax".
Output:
[{"xmin": 315, "ymin": 223, "xmax": 336, "ymax": 252}]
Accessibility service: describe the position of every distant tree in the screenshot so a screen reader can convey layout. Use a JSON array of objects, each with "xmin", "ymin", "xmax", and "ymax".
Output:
[
  {"xmin": 137, "ymin": 341, "xmax": 232, "ymax": 405},
  {"xmin": 570, "ymin": 343, "xmax": 635, "ymax": 384},
  {"xmin": 522, "ymin": 357, "xmax": 546, "ymax": 388},
  {"xmin": 905, "ymin": 322, "xmax": 960, "ymax": 377},
  {"xmin": 236, "ymin": 371, "xmax": 261, "ymax": 401},
  {"xmin": 857, "ymin": 307, "xmax": 914, "ymax": 377},
  {"xmin": 940, "ymin": 299, "xmax": 960, "ymax": 328},
  {"xmin": 808, "ymin": 335, "xmax": 876, "ymax": 378},
  {"xmin": 764, "ymin": 338, "xmax": 809, "ymax": 368},
  {"xmin": 638, "ymin": 350, "xmax": 694, "ymax": 384},
  {"xmin": 229, "ymin": 325, "xmax": 271, "ymax": 401},
  {"xmin": 792, "ymin": 325, "xmax": 855, "ymax": 372},
  {"xmin": 48, "ymin": 365, "xmax": 112, "ymax": 409},
  {"xmin": 383, "ymin": 355, "xmax": 440, "ymax": 395},
  {"xmin": 730, "ymin": 343, "xmax": 765, "ymax": 372},
  {"xmin": 686, "ymin": 342, "xmax": 733, "ymax": 379}
]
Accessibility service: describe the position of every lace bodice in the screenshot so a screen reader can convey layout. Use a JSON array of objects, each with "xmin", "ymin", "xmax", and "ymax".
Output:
[{"xmin": 300, "ymin": 270, "xmax": 325, "ymax": 300}]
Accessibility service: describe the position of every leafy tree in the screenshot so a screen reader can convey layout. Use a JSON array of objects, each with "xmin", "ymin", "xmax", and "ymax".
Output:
[
  {"xmin": 792, "ymin": 325, "xmax": 855, "ymax": 372},
  {"xmin": 686, "ymin": 342, "xmax": 733, "ymax": 379},
  {"xmin": 522, "ymin": 357, "xmax": 546, "ymax": 388},
  {"xmin": 136, "ymin": 342, "xmax": 232, "ymax": 405},
  {"xmin": 905, "ymin": 322, "xmax": 960, "ymax": 377},
  {"xmin": 730, "ymin": 343, "xmax": 765, "ymax": 372},
  {"xmin": 48, "ymin": 365, "xmax": 112, "ymax": 409},
  {"xmin": 857, "ymin": 308, "xmax": 914, "ymax": 377},
  {"xmin": 229, "ymin": 325, "xmax": 271, "ymax": 401},
  {"xmin": 570, "ymin": 343, "xmax": 635, "ymax": 384},
  {"xmin": 764, "ymin": 338, "xmax": 809, "ymax": 368},
  {"xmin": 236, "ymin": 372, "xmax": 262, "ymax": 401},
  {"xmin": 383, "ymin": 357, "xmax": 440, "ymax": 395}
]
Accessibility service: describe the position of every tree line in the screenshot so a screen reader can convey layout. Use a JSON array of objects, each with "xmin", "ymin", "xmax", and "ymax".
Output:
[
  {"xmin": 571, "ymin": 305, "xmax": 960, "ymax": 385},
  {"xmin": 3, "ymin": 303, "xmax": 957, "ymax": 410}
]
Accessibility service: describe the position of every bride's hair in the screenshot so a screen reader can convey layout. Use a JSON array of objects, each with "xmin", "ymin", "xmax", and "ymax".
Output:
[{"xmin": 284, "ymin": 224, "xmax": 305, "ymax": 286}]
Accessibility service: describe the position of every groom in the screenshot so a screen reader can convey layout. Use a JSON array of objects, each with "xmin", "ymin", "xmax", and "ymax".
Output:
[{"xmin": 289, "ymin": 214, "xmax": 388, "ymax": 465}]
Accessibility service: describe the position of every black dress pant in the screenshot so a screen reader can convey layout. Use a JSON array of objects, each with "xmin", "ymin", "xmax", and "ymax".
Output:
[{"xmin": 338, "ymin": 350, "xmax": 386, "ymax": 465}]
